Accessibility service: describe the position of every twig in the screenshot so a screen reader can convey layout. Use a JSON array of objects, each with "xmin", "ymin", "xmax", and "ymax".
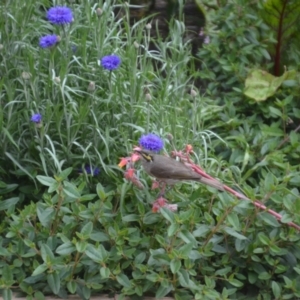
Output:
[
  {"xmin": 173, "ymin": 150, "xmax": 300, "ymax": 232},
  {"xmin": 275, "ymin": 123, "xmax": 300, "ymax": 150}
]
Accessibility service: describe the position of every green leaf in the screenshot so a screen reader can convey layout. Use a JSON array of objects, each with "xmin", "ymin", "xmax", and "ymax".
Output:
[
  {"xmin": 116, "ymin": 274, "xmax": 131, "ymax": 287},
  {"xmin": 160, "ymin": 207, "xmax": 175, "ymax": 223},
  {"xmin": 215, "ymin": 267, "xmax": 232, "ymax": 276},
  {"xmin": 36, "ymin": 175, "xmax": 56, "ymax": 186},
  {"xmin": 143, "ymin": 212, "xmax": 160, "ymax": 224},
  {"xmin": 257, "ymin": 232, "xmax": 270, "ymax": 245},
  {"xmin": 122, "ymin": 214, "xmax": 140, "ymax": 222},
  {"xmin": 134, "ymin": 252, "xmax": 146, "ymax": 264},
  {"xmin": 58, "ymin": 167, "xmax": 73, "ymax": 180},
  {"xmin": 248, "ymin": 272, "xmax": 258, "ymax": 284},
  {"xmin": 179, "ymin": 243, "xmax": 194, "ymax": 257},
  {"xmin": 269, "ymin": 106, "xmax": 282, "ymax": 117},
  {"xmin": 5, "ymin": 152, "xmax": 34, "ymax": 180},
  {"xmin": 227, "ymin": 213, "xmax": 240, "ymax": 231},
  {"xmin": 170, "ymin": 259, "xmax": 181, "ymax": 274},
  {"xmin": 82, "ymin": 286, "xmax": 91, "ymax": 299},
  {"xmin": 178, "ymin": 269, "xmax": 190, "ymax": 287},
  {"xmin": 76, "ymin": 241, "xmax": 87, "ymax": 253},
  {"xmin": 178, "ymin": 229, "xmax": 197, "ymax": 244},
  {"xmin": 258, "ymin": 212, "xmax": 280, "ymax": 227},
  {"xmin": 40, "ymin": 244, "xmax": 55, "ymax": 263},
  {"xmin": 36, "ymin": 204, "xmax": 55, "ymax": 228},
  {"xmin": 34, "ymin": 291, "xmax": 45, "ymax": 300},
  {"xmin": 90, "ymin": 231, "xmax": 110, "ymax": 242},
  {"xmin": 2, "ymin": 289, "xmax": 12, "ymax": 300},
  {"xmin": 96, "ymin": 183, "xmax": 106, "ymax": 201},
  {"xmin": 244, "ymin": 69, "xmax": 293, "ymax": 101},
  {"xmin": 2, "ymin": 265, "xmax": 13, "ymax": 283},
  {"xmin": 79, "ymin": 194, "xmax": 97, "ymax": 202},
  {"xmin": 259, "ymin": 48, "xmax": 271, "ymax": 60},
  {"xmin": 168, "ymin": 223, "xmax": 179, "ymax": 237},
  {"xmin": 0, "ymin": 183, "xmax": 18, "ymax": 195},
  {"xmin": 259, "ymin": 272, "xmax": 271, "ymax": 280},
  {"xmin": 85, "ymin": 244, "xmax": 104, "ymax": 263},
  {"xmin": 81, "ymin": 221, "xmax": 93, "ymax": 237},
  {"xmin": 0, "ymin": 197, "xmax": 19, "ymax": 211},
  {"xmin": 47, "ymin": 272, "xmax": 60, "ymax": 294},
  {"xmin": 224, "ymin": 227, "xmax": 247, "ymax": 240},
  {"xmin": 67, "ymin": 281, "xmax": 77, "ymax": 294},
  {"xmin": 290, "ymin": 131, "xmax": 299, "ymax": 147},
  {"xmin": 280, "ymin": 213, "xmax": 293, "ymax": 224},
  {"xmin": 32, "ymin": 264, "xmax": 48, "ymax": 276},
  {"xmin": 193, "ymin": 225, "xmax": 210, "ymax": 237},
  {"xmin": 272, "ymin": 281, "xmax": 281, "ymax": 298},
  {"xmin": 229, "ymin": 278, "xmax": 244, "ymax": 287},
  {"xmin": 100, "ymin": 267, "xmax": 111, "ymax": 279},
  {"xmin": 63, "ymin": 181, "xmax": 81, "ymax": 199},
  {"xmin": 155, "ymin": 284, "xmax": 173, "ymax": 298},
  {"xmin": 283, "ymin": 275, "xmax": 293, "ymax": 288},
  {"xmin": 56, "ymin": 242, "xmax": 76, "ymax": 256},
  {"xmin": 2, "ymin": 127, "xmax": 19, "ymax": 151},
  {"xmin": 155, "ymin": 234, "xmax": 167, "ymax": 246}
]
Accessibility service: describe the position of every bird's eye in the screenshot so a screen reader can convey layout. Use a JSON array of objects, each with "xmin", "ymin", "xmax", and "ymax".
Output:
[{"xmin": 142, "ymin": 153, "xmax": 152, "ymax": 162}]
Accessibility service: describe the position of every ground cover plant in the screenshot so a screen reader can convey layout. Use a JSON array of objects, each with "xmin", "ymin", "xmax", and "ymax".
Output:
[{"xmin": 1, "ymin": 0, "xmax": 300, "ymax": 299}]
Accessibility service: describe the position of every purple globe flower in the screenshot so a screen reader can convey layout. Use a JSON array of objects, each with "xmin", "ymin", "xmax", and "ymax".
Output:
[
  {"xmin": 39, "ymin": 35, "xmax": 58, "ymax": 48},
  {"xmin": 139, "ymin": 134, "xmax": 164, "ymax": 152},
  {"xmin": 79, "ymin": 165, "xmax": 100, "ymax": 176},
  {"xmin": 47, "ymin": 6, "xmax": 73, "ymax": 25},
  {"xmin": 101, "ymin": 55, "xmax": 121, "ymax": 71},
  {"xmin": 31, "ymin": 113, "xmax": 42, "ymax": 123}
]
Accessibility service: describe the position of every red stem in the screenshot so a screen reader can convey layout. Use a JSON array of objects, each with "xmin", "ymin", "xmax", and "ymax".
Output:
[{"xmin": 174, "ymin": 151, "xmax": 300, "ymax": 232}]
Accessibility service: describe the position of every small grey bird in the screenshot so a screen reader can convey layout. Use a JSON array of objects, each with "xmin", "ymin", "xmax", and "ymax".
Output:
[{"xmin": 135, "ymin": 149, "xmax": 224, "ymax": 191}]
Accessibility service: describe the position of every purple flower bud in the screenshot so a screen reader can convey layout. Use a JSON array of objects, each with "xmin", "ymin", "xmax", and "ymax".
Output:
[
  {"xmin": 139, "ymin": 134, "xmax": 164, "ymax": 152},
  {"xmin": 100, "ymin": 55, "xmax": 121, "ymax": 71}
]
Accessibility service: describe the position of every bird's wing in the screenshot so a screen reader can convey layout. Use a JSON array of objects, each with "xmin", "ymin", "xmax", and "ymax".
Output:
[{"xmin": 150, "ymin": 158, "xmax": 198, "ymax": 179}]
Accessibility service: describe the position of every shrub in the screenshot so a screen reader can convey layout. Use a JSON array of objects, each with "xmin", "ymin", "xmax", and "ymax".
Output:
[{"xmin": 1, "ymin": 0, "xmax": 300, "ymax": 299}]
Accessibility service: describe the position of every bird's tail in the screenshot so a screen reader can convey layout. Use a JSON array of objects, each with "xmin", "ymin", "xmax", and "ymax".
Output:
[{"xmin": 199, "ymin": 177, "xmax": 224, "ymax": 191}]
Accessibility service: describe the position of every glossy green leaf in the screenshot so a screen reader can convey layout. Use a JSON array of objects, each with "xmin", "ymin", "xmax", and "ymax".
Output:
[
  {"xmin": 36, "ymin": 176, "xmax": 56, "ymax": 186},
  {"xmin": 224, "ymin": 227, "xmax": 247, "ymax": 240},
  {"xmin": 116, "ymin": 274, "xmax": 131, "ymax": 287},
  {"xmin": 67, "ymin": 281, "xmax": 77, "ymax": 294},
  {"xmin": 272, "ymin": 281, "xmax": 281, "ymax": 298},
  {"xmin": 55, "ymin": 242, "xmax": 76, "ymax": 256},
  {"xmin": 2, "ymin": 289, "xmax": 12, "ymax": 300},
  {"xmin": 0, "ymin": 197, "xmax": 19, "ymax": 211},
  {"xmin": 170, "ymin": 259, "xmax": 181, "ymax": 274},
  {"xmin": 47, "ymin": 272, "xmax": 60, "ymax": 294},
  {"xmin": 32, "ymin": 264, "xmax": 48, "ymax": 276}
]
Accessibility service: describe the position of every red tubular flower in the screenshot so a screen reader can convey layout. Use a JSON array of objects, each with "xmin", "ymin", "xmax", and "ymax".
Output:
[
  {"xmin": 185, "ymin": 144, "xmax": 193, "ymax": 154},
  {"xmin": 152, "ymin": 196, "xmax": 168, "ymax": 212},
  {"xmin": 118, "ymin": 157, "xmax": 129, "ymax": 168},
  {"xmin": 124, "ymin": 168, "xmax": 135, "ymax": 180}
]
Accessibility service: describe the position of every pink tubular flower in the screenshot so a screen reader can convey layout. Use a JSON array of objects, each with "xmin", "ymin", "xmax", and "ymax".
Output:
[{"xmin": 152, "ymin": 196, "xmax": 177, "ymax": 213}]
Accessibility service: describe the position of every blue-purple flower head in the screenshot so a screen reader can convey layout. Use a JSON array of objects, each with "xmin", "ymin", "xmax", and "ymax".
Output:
[
  {"xmin": 47, "ymin": 6, "xmax": 73, "ymax": 25},
  {"xmin": 139, "ymin": 134, "xmax": 164, "ymax": 152},
  {"xmin": 31, "ymin": 113, "xmax": 42, "ymax": 123},
  {"xmin": 39, "ymin": 35, "xmax": 59, "ymax": 48},
  {"xmin": 79, "ymin": 165, "xmax": 100, "ymax": 176},
  {"xmin": 101, "ymin": 55, "xmax": 121, "ymax": 71}
]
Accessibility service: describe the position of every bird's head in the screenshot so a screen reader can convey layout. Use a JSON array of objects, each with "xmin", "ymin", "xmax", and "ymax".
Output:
[{"xmin": 134, "ymin": 149, "xmax": 155, "ymax": 162}]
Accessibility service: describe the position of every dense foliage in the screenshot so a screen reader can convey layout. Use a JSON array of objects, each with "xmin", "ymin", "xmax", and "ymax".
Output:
[{"xmin": 1, "ymin": 0, "xmax": 300, "ymax": 299}]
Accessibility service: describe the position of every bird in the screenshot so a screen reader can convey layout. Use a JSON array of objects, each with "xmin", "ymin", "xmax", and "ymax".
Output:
[{"xmin": 135, "ymin": 149, "xmax": 224, "ymax": 191}]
